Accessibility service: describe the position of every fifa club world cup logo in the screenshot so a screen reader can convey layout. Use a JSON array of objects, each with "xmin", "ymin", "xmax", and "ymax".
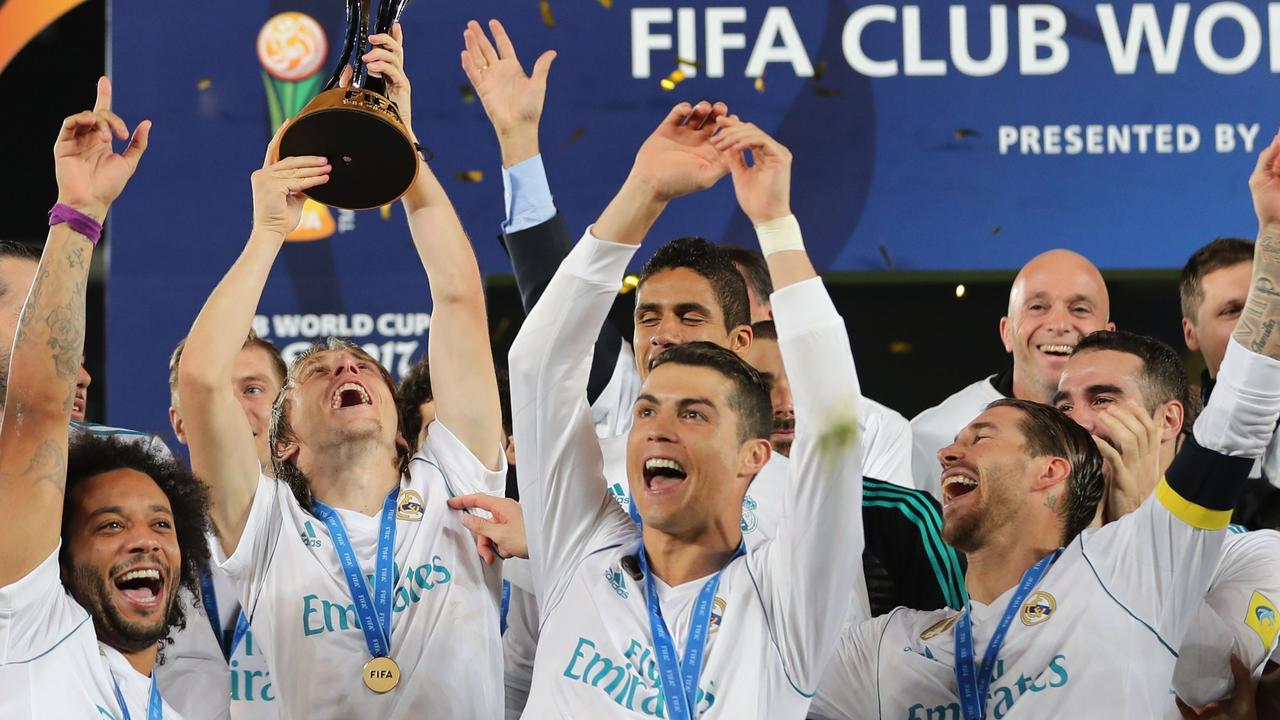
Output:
[{"xmin": 257, "ymin": 12, "xmax": 335, "ymax": 241}]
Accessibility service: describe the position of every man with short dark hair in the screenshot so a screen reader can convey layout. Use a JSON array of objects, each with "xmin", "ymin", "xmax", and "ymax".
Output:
[
  {"xmin": 721, "ymin": 244, "xmax": 773, "ymax": 323},
  {"xmin": 1181, "ymin": 236, "xmax": 1280, "ymax": 530},
  {"xmin": 1054, "ymin": 329, "xmax": 1280, "ymax": 715},
  {"xmin": 0, "ymin": 77, "xmax": 211, "ymax": 719},
  {"xmin": 811, "ymin": 129, "xmax": 1280, "ymax": 720}
]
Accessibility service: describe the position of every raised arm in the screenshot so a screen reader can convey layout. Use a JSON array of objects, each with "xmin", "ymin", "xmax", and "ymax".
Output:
[
  {"xmin": 366, "ymin": 24, "xmax": 504, "ymax": 470},
  {"xmin": 0, "ymin": 78, "xmax": 149, "ymax": 585},
  {"xmin": 508, "ymin": 101, "xmax": 730, "ymax": 601},
  {"xmin": 718, "ymin": 121, "xmax": 866, "ymax": 688},
  {"xmin": 177, "ymin": 130, "xmax": 329, "ymax": 554}
]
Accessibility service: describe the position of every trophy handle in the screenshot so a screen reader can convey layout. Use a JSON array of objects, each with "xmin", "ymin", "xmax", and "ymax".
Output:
[{"xmin": 323, "ymin": 0, "xmax": 363, "ymax": 91}]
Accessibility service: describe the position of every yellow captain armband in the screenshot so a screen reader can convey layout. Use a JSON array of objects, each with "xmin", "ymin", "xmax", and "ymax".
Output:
[{"xmin": 1154, "ymin": 477, "xmax": 1234, "ymax": 530}]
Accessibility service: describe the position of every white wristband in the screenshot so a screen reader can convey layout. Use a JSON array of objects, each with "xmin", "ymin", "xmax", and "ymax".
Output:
[{"xmin": 754, "ymin": 214, "xmax": 804, "ymax": 257}]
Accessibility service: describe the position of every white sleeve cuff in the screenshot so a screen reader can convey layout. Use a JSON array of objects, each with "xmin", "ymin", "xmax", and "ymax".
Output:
[
  {"xmin": 1194, "ymin": 337, "xmax": 1280, "ymax": 457},
  {"xmin": 770, "ymin": 277, "xmax": 841, "ymax": 340},
  {"xmin": 564, "ymin": 228, "xmax": 640, "ymax": 286}
]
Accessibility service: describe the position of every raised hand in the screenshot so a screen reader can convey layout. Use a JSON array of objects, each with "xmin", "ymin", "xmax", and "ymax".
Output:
[
  {"xmin": 251, "ymin": 125, "xmax": 330, "ymax": 239},
  {"xmin": 711, "ymin": 116, "xmax": 793, "ymax": 225},
  {"xmin": 461, "ymin": 19, "xmax": 556, "ymax": 167},
  {"xmin": 446, "ymin": 493, "xmax": 528, "ymax": 565},
  {"xmin": 1090, "ymin": 399, "xmax": 1164, "ymax": 522},
  {"xmin": 363, "ymin": 22, "xmax": 412, "ymax": 131},
  {"xmin": 54, "ymin": 76, "xmax": 151, "ymax": 219},
  {"xmin": 628, "ymin": 101, "xmax": 730, "ymax": 203},
  {"xmin": 1250, "ymin": 130, "xmax": 1280, "ymax": 229}
]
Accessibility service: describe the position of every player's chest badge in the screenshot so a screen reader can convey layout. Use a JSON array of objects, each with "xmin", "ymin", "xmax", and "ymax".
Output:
[
  {"xmin": 1020, "ymin": 590, "xmax": 1056, "ymax": 627},
  {"xmin": 709, "ymin": 596, "xmax": 727, "ymax": 633},
  {"xmin": 396, "ymin": 490, "xmax": 424, "ymax": 521}
]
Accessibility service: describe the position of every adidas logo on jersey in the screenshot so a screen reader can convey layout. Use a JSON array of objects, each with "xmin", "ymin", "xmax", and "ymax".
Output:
[
  {"xmin": 299, "ymin": 521, "xmax": 322, "ymax": 548},
  {"xmin": 605, "ymin": 566, "xmax": 629, "ymax": 599}
]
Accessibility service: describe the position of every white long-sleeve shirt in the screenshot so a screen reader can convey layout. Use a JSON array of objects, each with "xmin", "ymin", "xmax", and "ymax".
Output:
[{"xmin": 510, "ymin": 230, "xmax": 863, "ymax": 718}]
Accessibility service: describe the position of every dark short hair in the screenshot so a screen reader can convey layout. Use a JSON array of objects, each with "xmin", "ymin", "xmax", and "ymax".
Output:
[
  {"xmin": 1179, "ymin": 238, "xmax": 1254, "ymax": 321},
  {"xmin": 1073, "ymin": 330, "xmax": 1189, "ymax": 413},
  {"xmin": 750, "ymin": 320, "xmax": 777, "ymax": 342},
  {"xmin": 168, "ymin": 332, "xmax": 287, "ymax": 408},
  {"xmin": 269, "ymin": 338, "xmax": 407, "ymax": 508},
  {"xmin": 648, "ymin": 341, "xmax": 772, "ymax": 443},
  {"xmin": 986, "ymin": 398, "xmax": 1104, "ymax": 545},
  {"xmin": 638, "ymin": 237, "xmax": 751, "ymax": 331},
  {"xmin": 0, "ymin": 240, "xmax": 38, "ymax": 262},
  {"xmin": 721, "ymin": 245, "xmax": 773, "ymax": 306},
  {"xmin": 396, "ymin": 356, "xmax": 433, "ymax": 452},
  {"xmin": 63, "ymin": 434, "xmax": 212, "ymax": 645}
]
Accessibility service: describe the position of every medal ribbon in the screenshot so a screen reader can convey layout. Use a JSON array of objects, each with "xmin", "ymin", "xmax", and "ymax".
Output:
[
  {"xmin": 110, "ymin": 666, "xmax": 163, "ymax": 720},
  {"xmin": 638, "ymin": 542, "xmax": 745, "ymax": 720},
  {"xmin": 198, "ymin": 571, "xmax": 251, "ymax": 661},
  {"xmin": 310, "ymin": 487, "xmax": 400, "ymax": 660},
  {"xmin": 953, "ymin": 548, "xmax": 1061, "ymax": 720}
]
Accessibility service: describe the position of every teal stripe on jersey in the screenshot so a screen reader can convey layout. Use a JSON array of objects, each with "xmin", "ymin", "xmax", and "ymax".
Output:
[
  {"xmin": 863, "ymin": 480, "xmax": 967, "ymax": 609},
  {"xmin": 862, "ymin": 480, "xmax": 966, "ymax": 604}
]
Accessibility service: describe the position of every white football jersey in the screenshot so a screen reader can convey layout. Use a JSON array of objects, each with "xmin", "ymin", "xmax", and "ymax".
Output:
[
  {"xmin": 811, "ymin": 491, "xmax": 1227, "ymax": 720},
  {"xmin": 220, "ymin": 421, "xmax": 506, "ymax": 719},
  {"xmin": 511, "ymin": 231, "xmax": 863, "ymax": 719},
  {"xmin": 0, "ymin": 546, "xmax": 184, "ymax": 719},
  {"xmin": 910, "ymin": 376, "xmax": 1005, "ymax": 500}
]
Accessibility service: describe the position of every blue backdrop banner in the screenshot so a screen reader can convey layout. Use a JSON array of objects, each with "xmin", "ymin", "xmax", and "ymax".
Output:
[{"xmin": 107, "ymin": 0, "xmax": 1275, "ymax": 432}]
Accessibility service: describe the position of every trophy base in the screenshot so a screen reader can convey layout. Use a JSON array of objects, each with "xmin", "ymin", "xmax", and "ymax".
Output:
[{"xmin": 278, "ymin": 87, "xmax": 419, "ymax": 210}]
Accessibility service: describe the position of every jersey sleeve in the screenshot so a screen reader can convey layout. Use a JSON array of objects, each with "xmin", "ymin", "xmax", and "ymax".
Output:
[
  {"xmin": 217, "ymin": 473, "xmax": 284, "ymax": 617},
  {"xmin": 859, "ymin": 398, "xmax": 916, "ymax": 489},
  {"xmin": 1084, "ymin": 338, "xmax": 1280, "ymax": 652},
  {"xmin": 420, "ymin": 419, "xmax": 507, "ymax": 496},
  {"xmin": 808, "ymin": 613, "xmax": 894, "ymax": 720},
  {"xmin": 507, "ymin": 229, "xmax": 640, "ymax": 611},
  {"xmin": 863, "ymin": 478, "xmax": 968, "ymax": 612},
  {"xmin": 748, "ymin": 277, "xmax": 866, "ymax": 693},
  {"xmin": 0, "ymin": 544, "xmax": 90, "ymax": 665}
]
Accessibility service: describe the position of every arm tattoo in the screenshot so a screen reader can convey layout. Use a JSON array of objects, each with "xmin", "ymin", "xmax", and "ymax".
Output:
[
  {"xmin": 1236, "ymin": 232, "xmax": 1280, "ymax": 357},
  {"xmin": 1, "ymin": 440, "xmax": 69, "ymax": 494}
]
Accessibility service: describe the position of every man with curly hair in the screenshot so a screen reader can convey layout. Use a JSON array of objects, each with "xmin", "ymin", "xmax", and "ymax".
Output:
[{"xmin": 0, "ymin": 77, "xmax": 210, "ymax": 719}]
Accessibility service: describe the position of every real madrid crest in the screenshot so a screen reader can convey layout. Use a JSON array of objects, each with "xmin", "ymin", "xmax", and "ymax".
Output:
[
  {"xmin": 921, "ymin": 613, "xmax": 960, "ymax": 641},
  {"xmin": 396, "ymin": 490, "xmax": 424, "ymax": 521},
  {"xmin": 1020, "ymin": 590, "xmax": 1056, "ymax": 627},
  {"xmin": 709, "ymin": 596, "xmax": 727, "ymax": 633}
]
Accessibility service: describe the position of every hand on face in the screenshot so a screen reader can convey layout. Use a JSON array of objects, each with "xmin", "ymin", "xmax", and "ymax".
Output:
[
  {"xmin": 446, "ymin": 493, "xmax": 527, "ymax": 565},
  {"xmin": 1090, "ymin": 399, "xmax": 1162, "ymax": 522},
  {"xmin": 629, "ymin": 101, "xmax": 731, "ymax": 203},
  {"xmin": 54, "ymin": 77, "xmax": 151, "ymax": 220},
  {"xmin": 710, "ymin": 116, "xmax": 793, "ymax": 226},
  {"xmin": 251, "ymin": 125, "xmax": 330, "ymax": 239},
  {"xmin": 461, "ymin": 19, "xmax": 555, "ymax": 142}
]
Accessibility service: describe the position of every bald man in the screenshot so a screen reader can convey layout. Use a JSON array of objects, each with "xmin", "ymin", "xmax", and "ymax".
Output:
[{"xmin": 910, "ymin": 249, "xmax": 1113, "ymax": 499}]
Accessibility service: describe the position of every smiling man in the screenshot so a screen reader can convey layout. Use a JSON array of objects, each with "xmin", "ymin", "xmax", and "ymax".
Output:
[
  {"xmin": 0, "ymin": 77, "xmax": 214, "ymax": 719},
  {"xmin": 177, "ymin": 28, "xmax": 507, "ymax": 719},
  {"xmin": 911, "ymin": 249, "xmax": 1114, "ymax": 499}
]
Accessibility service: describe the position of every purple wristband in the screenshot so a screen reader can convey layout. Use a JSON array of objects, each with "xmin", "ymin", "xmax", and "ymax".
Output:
[{"xmin": 48, "ymin": 203, "xmax": 103, "ymax": 246}]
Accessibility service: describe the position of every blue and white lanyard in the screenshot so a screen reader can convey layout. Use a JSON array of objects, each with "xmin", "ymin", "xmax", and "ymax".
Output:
[
  {"xmin": 638, "ymin": 543, "xmax": 745, "ymax": 720},
  {"xmin": 953, "ymin": 549, "xmax": 1061, "ymax": 720},
  {"xmin": 310, "ymin": 487, "xmax": 400, "ymax": 659},
  {"xmin": 198, "ymin": 571, "xmax": 250, "ymax": 661},
  {"xmin": 110, "ymin": 667, "xmax": 163, "ymax": 720}
]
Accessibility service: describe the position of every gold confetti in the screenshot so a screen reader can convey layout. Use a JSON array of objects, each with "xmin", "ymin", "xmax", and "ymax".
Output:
[
  {"xmin": 954, "ymin": 128, "xmax": 979, "ymax": 140},
  {"xmin": 562, "ymin": 127, "xmax": 586, "ymax": 148},
  {"xmin": 619, "ymin": 274, "xmax": 640, "ymax": 294},
  {"xmin": 380, "ymin": 204, "xmax": 392, "ymax": 220},
  {"xmin": 812, "ymin": 61, "xmax": 827, "ymax": 81},
  {"xmin": 455, "ymin": 170, "xmax": 484, "ymax": 183},
  {"xmin": 196, "ymin": 77, "xmax": 212, "ymax": 91},
  {"xmin": 597, "ymin": 0, "xmax": 612, "ymax": 7},
  {"xmin": 754, "ymin": 71, "xmax": 766, "ymax": 93},
  {"xmin": 539, "ymin": 0, "xmax": 556, "ymax": 28},
  {"xmin": 889, "ymin": 341, "xmax": 913, "ymax": 355},
  {"xmin": 660, "ymin": 68, "xmax": 686, "ymax": 91},
  {"xmin": 676, "ymin": 57, "xmax": 702, "ymax": 69},
  {"xmin": 460, "ymin": 84, "xmax": 475, "ymax": 103},
  {"xmin": 813, "ymin": 86, "xmax": 840, "ymax": 97}
]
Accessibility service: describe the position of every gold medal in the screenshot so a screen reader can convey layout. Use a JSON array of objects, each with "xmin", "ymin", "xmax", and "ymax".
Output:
[{"xmin": 362, "ymin": 656, "xmax": 400, "ymax": 693}]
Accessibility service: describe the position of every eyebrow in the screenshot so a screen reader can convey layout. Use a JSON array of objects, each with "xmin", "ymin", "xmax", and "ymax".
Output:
[
  {"xmin": 634, "ymin": 394, "xmax": 717, "ymax": 410},
  {"xmin": 1051, "ymin": 390, "xmax": 1069, "ymax": 406},
  {"xmin": 236, "ymin": 373, "xmax": 273, "ymax": 384},
  {"xmin": 87, "ymin": 505, "xmax": 173, "ymax": 520},
  {"xmin": 1085, "ymin": 383, "xmax": 1124, "ymax": 396},
  {"xmin": 635, "ymin": 301, "xmax": 715, "ymax": 317},
  {"xmin": 955, "ymin": 421, "xmax": 997, "ymax": 442}
]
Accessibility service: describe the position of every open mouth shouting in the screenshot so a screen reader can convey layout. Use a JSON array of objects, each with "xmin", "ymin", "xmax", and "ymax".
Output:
[
  {"xmin": 643, "ymin": 457, "xmax": 688, "ymax": 494},
  {"xmin": 941, "ymin": 468, "xmax": 980, "ymax": 508},
  {"xmin": 330, "ymin": 381, "xmax": 372, "ymax": 410},
  {"xmin": 112, "ymin": 566, "xmax": 166, "ymax": 610}
]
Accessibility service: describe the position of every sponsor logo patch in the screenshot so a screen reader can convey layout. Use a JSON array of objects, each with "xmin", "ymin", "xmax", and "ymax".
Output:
[{"xmin": 1246, "ymin": 590, "xmax": 1279, "ymax": 650}]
